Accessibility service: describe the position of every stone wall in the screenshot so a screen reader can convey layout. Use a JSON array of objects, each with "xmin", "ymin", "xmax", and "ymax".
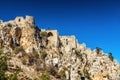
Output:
[
  {"xmin": 0, "ymin": 16, "xmax": 119, "ymax": 80},
  {"xmin": 46, "ymin": 30, "xmax": 59, "ymax": 50},
  {"xmin": 14, "ymin": 16, "xmax": 35, "ymax": 27},
  {"xmin": 60, "ymin": 36, "xmax": 77, "ymax": 52}
]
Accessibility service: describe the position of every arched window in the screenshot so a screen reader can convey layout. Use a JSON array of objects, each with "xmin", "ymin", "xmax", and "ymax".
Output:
[
  {"xmin": 81, "ymin": 77, "xmax": 85, "ymax": 80},
  {"xmin": 18, "ymin": 18, "xmax": 21, "ymax": 22},
  {"xmin": 66, "ymin": 39, "xmax": 68, "ymax": 45},
  {"xmin": 47, "ymin": 32, "xmax": 53, "ymax": 37}
]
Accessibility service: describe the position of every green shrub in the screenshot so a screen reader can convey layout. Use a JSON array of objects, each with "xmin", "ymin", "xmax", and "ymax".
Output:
[
  {"xmin": 40, "ymin": 73, "xmax": 50, "ymax": 80},
  {"xmin": 7, "ymin": 23, "xmax": 12, "ymax": 27},
  {"xmin": 0, "ymin": 70, "xmax": 7, "ymax": 80},
  {"xmin": 41, "ymin": 51, "xmax": 47, "ymax": 60},
  {"xmin": 0, "ymin": 61, "xmax": 7, "ymax": 70},
  {"xmin": 0, "ymin": 47, "xmax": 8, "ymax": 80},
  {"xmin": 59, "ymin": 70, "xmax": 66, "ymax": 79},
  {"xmin": 14, "ymin": 47, "xmax": 24, "ymax": 54},
  {"xmin": 21, "ymin": 58, "xmax": 27, "ymax": 65},
  {"xmin": 47, "ymin": 66, "xmax": 56, "ymax": 76},
  {"xmin": 0, "ymin": 46, "xmax": 3, "ymax": 54},
  {"xmin": 9, "ymin": 73, "xmax": 18, "ymax": 80},
  {"xmin": 96, "ymin": 47, "xmax": 102, "ymax": 54},
  {"xmin": 75, "ymin": 50, "xmax": 82, "ymax": 57},
  {"xmin": 84, "ymin": 70, "xmax": 92, "ymax": 80},
  {"xmin": 33, "ymin": 50, "xmax": 39, "ymax": 58},
  {"xmin": 108, "ymin": 52, "xmax": 114, "ymax": 61},
  {"xmin": 40, "ymin": 31, "xmax": 48, "ymax": 37}
]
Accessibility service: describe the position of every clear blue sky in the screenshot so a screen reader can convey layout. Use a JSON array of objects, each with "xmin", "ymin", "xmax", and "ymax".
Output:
[{"xmin": 0, "ymin": 0, "xmax": 120, "ymax": 63}]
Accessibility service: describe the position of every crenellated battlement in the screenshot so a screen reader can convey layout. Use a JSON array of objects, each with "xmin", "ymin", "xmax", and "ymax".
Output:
[{"xmin": 14, "ymin": 15, "xmax": 35, "ymax": 26}]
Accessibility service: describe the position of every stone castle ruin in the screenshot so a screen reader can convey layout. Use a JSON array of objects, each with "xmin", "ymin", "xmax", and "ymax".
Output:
[
  {"xmin": 0, "ymin": 16, "xmax": 119, "ymax": 80},
  {"xmin": 46, "ymin": 30, "xmax": 59, "ymax": 49},
  {"xmin": 14, "ymin": 16, "xmax": 35, "ymax": 26},
  {"xmin": 45, "ymin": 30, "xmax": 79, "ymax": 52},
  {"xmin": 60, "ymin": 36, "xmax": 77, "ymax": 52}
]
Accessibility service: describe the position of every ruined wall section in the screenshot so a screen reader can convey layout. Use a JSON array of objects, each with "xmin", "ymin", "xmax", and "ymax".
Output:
[
  {"xmin": 46, "ymin": 30, "xmax": 59, "ymax": 51},
  {"xmin": 0, "ymin": 16, "xmax": 41, "ymax": 54},
  {"xmin": 14, "ymin": 16, "xmax": 35, "ymax": 27},
  {"xmin": 59, "ymin": 36, "xmax": 77, "ymax": 52}
]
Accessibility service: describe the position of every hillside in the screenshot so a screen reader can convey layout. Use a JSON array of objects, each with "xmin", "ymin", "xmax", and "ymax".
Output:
[{"xmin": 0, "ymin": 16, "xmax": 120, "ymax": 80}]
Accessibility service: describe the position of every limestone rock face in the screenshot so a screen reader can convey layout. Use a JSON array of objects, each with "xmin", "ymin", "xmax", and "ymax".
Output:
[
  {"xmin": 0, "ymin": 16, "xmax": 120, "ymax": 80},
  {"xmin": 0, "ymin": 16, "xmax": 41, "ymax": 53}
]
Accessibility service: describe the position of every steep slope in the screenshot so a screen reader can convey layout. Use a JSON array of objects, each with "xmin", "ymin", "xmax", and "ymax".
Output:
[{"xmin": 0, "ymin": 16, "xmax": 119, "ymax": 80}]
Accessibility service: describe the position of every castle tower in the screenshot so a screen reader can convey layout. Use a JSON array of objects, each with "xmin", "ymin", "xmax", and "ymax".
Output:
[
  {"xmin": 25, "ymin": 16, "xmax": 35, "ymax": 25},
  {"xmin": 46, "ymin": 30, "xmax": 59, "ymax": 50},
  {"xmin": 14, "ymin": 17, "xmax": 25, "ymax": 26}
]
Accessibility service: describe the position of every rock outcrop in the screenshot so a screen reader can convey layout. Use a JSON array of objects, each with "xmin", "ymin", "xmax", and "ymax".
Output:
[{"xmin": 0, "ymin": 16, "xmax": 119, "ymax": 80}]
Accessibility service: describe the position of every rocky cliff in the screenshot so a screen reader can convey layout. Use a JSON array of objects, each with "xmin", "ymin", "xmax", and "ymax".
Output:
[{"xmin": 0, "ymin": 16, "xmax": 120, "ymax": 80}]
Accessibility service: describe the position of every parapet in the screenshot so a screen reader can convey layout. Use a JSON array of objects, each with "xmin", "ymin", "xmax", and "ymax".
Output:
[
  {"xmin": 46, "ymin": 30, "xmax": 59, "ymax": 48},
  {"xmin": 60, "ymin": 35, "xmax": 77, "ymax": 49},
  {"xmin": 46, "ymin": 30, "xmax": 58, "ymax": 36},
  {"xmin": 14, "ymin": 16, "xmax": 35, "ymax": 26},
  {"xmin": 15, "ymin": 16, "xmax": 25, "ymax": 25},
  {"xmin": 25, "ymin": 16, "xmax": 35, "ymax": 25}
]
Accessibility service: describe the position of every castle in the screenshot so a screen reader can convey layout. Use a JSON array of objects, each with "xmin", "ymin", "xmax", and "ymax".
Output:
[
  {"xmin": 0, "ymin": 16, "xmax": 35, "ymax": 28},
  {"xmin": 0, "ymin": 16, "xmax": 119, "ymax": 80},
  {"xmin": 14, "ymin": 16, "xmax": 35, "ymax": 26}
]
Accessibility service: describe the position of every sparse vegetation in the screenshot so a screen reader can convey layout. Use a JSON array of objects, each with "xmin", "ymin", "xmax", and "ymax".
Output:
[
  {"xmin": 84, "ymin": 70, "xmax": 92, "ymax": 80},
  {"xmin": 0, "ymin": 46, "xmax": 8, "ymax": 80},
  {"xmin": 108, "ymin": 52, "xmax": 114, "ymax": 61},
  {"xmin": 48, "ymin": 66, "xmax": 57, "ymax": 76},
  {"xmin": 31, "ymin": 25, "xmax": 36, "ymax": 28},
  {"xmin": 0, "ymin": 46, "xmax": 3, "ymax": 54},
  {"xmin": 21, "ymin": 58, "xmax": 27, "ymax": 65},
  {"xmin": 59, "ymin": 70, "xmax": 66, "ymax": 79},
  {"xmin": 41, "ymin": 51, "xmax": 47, "ymax": 60},
  {"xmin": 33, "ymin": 50, "xmax": 39, "ymax": 58},
  {"xmin": 7, "ymin": 23, "xmax": 12, "ymax": 27},
  {"xmin": 40, "ymin": 73, "xmax": 50, "ymax": 80},
  {"xmin": 9, "ymin": 73, "xmax": 18, "ymax": 80},
  {"xmin": 14, "ymin": 46, "xmax": 24, "ymax": 54},
  {"xmin": 96, "ymin": 47, "xmax": 102, "ymax": 55},
  {"xmin": 75, "ymin": 49, "xmax": 82, "ymax": 57},
  {"xmin": 40, "ymin": 31, "xmax": 48, "ymax": 37}
]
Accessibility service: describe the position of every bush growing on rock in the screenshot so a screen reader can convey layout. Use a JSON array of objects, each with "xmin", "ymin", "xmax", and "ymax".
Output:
[
  {"xmin": 40, "ymin": 31, "xmax": 48, "ymax": 37},
  {"xmin": 14, "ymin": 47, "xmax": 24, "ymax": 54},
  {"xmin": 0, "ymin": 47, "xmax": 8, "ymax": 80},
  {"xmin": 59, "ymin": 70, "xmax": 66, "ymax": 79},
  {"xmin": 41, "ymin": 51, "xmax": 47, "ymax": 60},
  {"xmin": 75, "ymin": 49, "xmax": 82, "ymax": 57},
  {"xmin": 84, "ymin": 70, "xmax": 92, "ymax": 80},
  {"xmin": 0, "ymin": 46, "xmax": 3, "ymax": 54},
  {"xmin": 96, "ymin": 47, "xmax": 102, "ymax": 55},
  {"xmin": 33, "ymin": 50, "xmax": 39, "ymax": 58},
  {"xmin": 40, "ymin": 73, "xmax": 50, "ymax": 80},
  {"xmin": 9, "ymin": 73, "xmax": 18, "ymax": 80},
  {"xmin": 108, "ymin": 52, "xmax": 114, "ymax": 61}
]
